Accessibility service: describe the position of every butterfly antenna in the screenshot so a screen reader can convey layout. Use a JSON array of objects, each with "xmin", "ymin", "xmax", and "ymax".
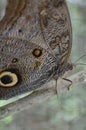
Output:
[
  {"xmin": 76, "ymin": 63, "xmax": 86, "ymax": 66},
  {"xmin": 74, "ymin": 53, "xmax": 86, "ymax": 63}
]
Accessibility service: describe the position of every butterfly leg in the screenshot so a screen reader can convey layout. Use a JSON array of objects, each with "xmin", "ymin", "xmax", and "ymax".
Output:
[
  {"xmin": 62, "ymin": 78, "xmax": 72, "ymax": 90},
  {"xmin": 55, "ymin": 78, "xmax": 72, "ymax": 97},
  {"xmin": 55, "ymin": 79, "xmax": 58, "ymax": 95}
]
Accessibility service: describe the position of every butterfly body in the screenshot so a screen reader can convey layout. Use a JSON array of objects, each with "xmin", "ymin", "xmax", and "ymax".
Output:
[{"xmin": 0, "ymin": 0, "xmax": 72, "ymax": 99}]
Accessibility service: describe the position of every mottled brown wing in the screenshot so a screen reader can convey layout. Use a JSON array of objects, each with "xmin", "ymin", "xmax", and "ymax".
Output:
[
  {"xmin": 39, "ymin": 0, "xmax": 72, "ymax": 66},
  {"xmin": 0, "ymin": 0, "xmax": 72, "ymax": 99},
  {"xmin": 0, "ymin": 36, "xmax": 57, "ymax": 99}
]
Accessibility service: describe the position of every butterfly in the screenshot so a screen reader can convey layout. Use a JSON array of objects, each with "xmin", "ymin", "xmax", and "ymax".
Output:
[{"xmin": 0, "ymin": 0, "xmax": 72, "ymax": 100}]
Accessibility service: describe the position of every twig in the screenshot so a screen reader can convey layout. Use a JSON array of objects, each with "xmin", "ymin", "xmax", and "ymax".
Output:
[{"xmin": 0, "ymin": 70, "xmax": 86, "ymax": 120}]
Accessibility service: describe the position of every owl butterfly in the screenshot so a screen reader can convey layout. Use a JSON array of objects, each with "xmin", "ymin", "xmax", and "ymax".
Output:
[{"xmin": 0, "ymin": 0, "xmax": 72, "ymax": 100}]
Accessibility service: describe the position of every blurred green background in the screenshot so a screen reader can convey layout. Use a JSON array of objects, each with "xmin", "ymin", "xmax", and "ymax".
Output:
[{"xmin": 0, "ymin": 0, "xmax": 86, "ymax": 130}]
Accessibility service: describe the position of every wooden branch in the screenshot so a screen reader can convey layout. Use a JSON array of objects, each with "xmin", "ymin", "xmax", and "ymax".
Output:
[{"xmin": 0, "ymin": 70, "xmax": 86, "ymax": 120}]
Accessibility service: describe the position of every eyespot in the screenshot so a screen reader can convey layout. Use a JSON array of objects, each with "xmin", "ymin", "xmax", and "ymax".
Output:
[
  {"xmin": 32, "ymin": 49, "xmax": 42, "ymax": 58},
  {"xmin": 12, "ymin": 58, "xmax": 18, "ymax": 63},
  {"xmin": 18, "ymin": 29, "xmax": 22, "ymax": 33},
  {"xmin": 0, "ymin": 70, "xmax": 19, "ymax": 88}
]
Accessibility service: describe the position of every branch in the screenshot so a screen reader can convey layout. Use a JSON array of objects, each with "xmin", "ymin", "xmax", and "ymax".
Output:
[{"xmin": 0, "ymin": 70, "xmax": 86, "ymax": 120}]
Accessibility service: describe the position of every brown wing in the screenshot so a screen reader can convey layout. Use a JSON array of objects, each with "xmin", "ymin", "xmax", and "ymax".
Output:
[
  {"xmin": 0, "ymin": 0, "xmax": 72, "ymax": 58},
  {"xmin": 0, "ymin": 0, "xmax": 72, "ymax": 99},
  {"xmin": 39, "ymin": 0, "xmax": 72, "ymax": 65},
  {"xmin": 0, "ymin": 36, "xmax": 57, "ymax": 99}
]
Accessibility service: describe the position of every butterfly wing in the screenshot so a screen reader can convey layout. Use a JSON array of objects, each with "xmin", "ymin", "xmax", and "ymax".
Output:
[
  {"xmin": 39, "ymin": 0, "xmax": 72, "ymax": 65},
  {"xmin": 0, "ymin": 37, "xmax": 58, "ymax": 99},
  {"xmin": 0, "ymin": 0, "xmax": 72, "ymax": 99}
]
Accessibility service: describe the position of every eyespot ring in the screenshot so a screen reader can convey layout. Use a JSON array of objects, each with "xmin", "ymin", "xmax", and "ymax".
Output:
[
  {"xmin": 0, "ymin": 71, "xmax": 18, "ymax": 87},
  {"xmin": 32, "ymin": 49, "xmax": 42, "ymax": 58},
  {"xmin": 12, "ymin": 58, "xmax": 18, "ymax": 63}
]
